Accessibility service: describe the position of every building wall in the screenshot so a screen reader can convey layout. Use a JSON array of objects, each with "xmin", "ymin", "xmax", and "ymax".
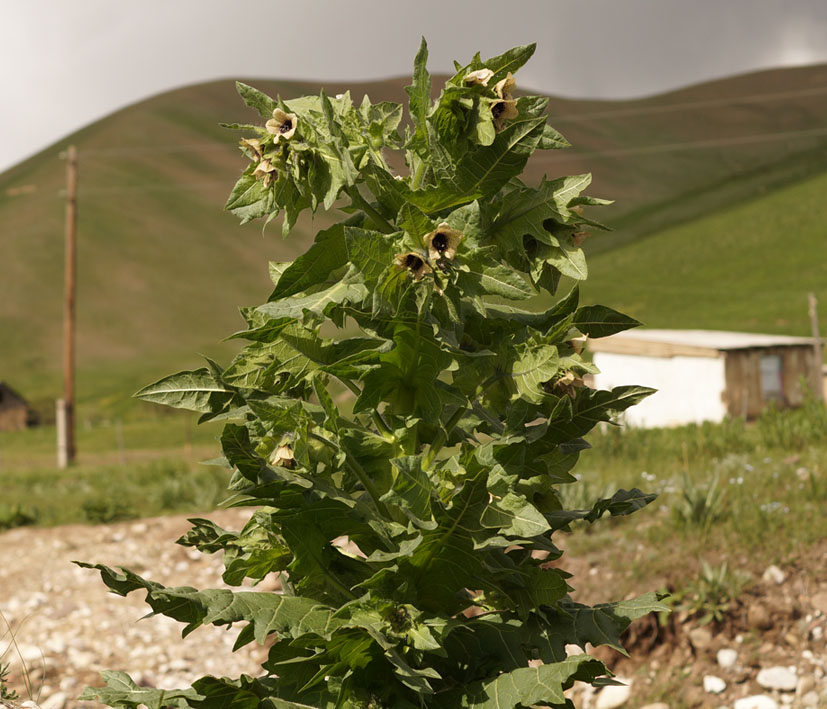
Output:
[
  {"xmin": 723, "ymin": 345, "xmax": 821, "ymax": 418},
  {"xmin": 592, "ymin": 352, "xmax": 728, "ymax": 428}
]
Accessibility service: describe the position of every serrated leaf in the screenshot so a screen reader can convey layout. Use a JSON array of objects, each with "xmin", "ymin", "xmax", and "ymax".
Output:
[
  {"xmin": 381, "ymin": 456, "xmax": 433, "ymax": 524},
  {"xmin": 78, "ymin": 671, "xmax": 200, "ymax": 708},
  {"xmin": 269, "ymin": 224, "xmax": 349, "ymax": 301},
  {"xmin": 75, "ymin": 562, "xmax": 342, "ymax": 643},
  {"xmin": 511, "ymin": 344, "xmax": 559, "ymax": 403},
  {"xmin": 453, "ymin": 654, "xmax": 606, "ymax": 708},
  {"xmin": 235, "ymin": 81, "xmax": 277, "ymax": 118},
  {"xmin": 481, "ymin": 492, "xmax": 550, "ymax": 537},
  {"xmin": 135, "ymin": 368, "xmax": 234, "ymax": 413}
]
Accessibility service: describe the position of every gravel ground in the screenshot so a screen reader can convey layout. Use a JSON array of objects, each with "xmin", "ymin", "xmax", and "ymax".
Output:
[{"xmin": 0, "ymin": 510, "xmax": 269, "ymax": 709}]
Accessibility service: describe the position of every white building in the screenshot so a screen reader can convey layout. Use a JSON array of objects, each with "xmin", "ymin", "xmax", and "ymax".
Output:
[{"xmin": 589, "ymin": 329, "xmax": 820, "ymax": 428}]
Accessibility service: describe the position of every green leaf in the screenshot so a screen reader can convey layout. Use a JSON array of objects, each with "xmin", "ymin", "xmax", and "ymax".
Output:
[
  {"xmin": 459, "ymin": 257, "xmax": 536, "ymax": 301},
  {"xmin": 235, "ymin": 81, "xmax": 277, "ymax": 118},
  {"xmin": 481, "ymin": 492, "xmax": 550, "ymax": 538},
  {"xmin": 550, "ymin": 592, "xmax": 670, "ymax": 656},
  {"xmin": 483, "ymin": 43, "xmax": 537, "ymax": 82},
  {"xmin": 78, "ymin": 671, "xmax": 200, "ymax": 708},
  {"xmin": 74, "ymin": 562, "xmax": 342, "ymax": 643},
  {"xmin": 492, "ymin": 175, "xmax": 593, "ymax": 248},
  {"xmin": 251, "ymin": 267, "xmax": 367, "ymax": 322},
  {"xmin": 406, "ymin": 37, "xmax": 432, "ymax": 146},
  {"xmin": 511, "ymin": 344, "xmax": 559, "ymax": 403},
  {"xmin": 381, "ymin": 456, "xmax": 433, "ymax": 525},
  {"xmin": 453, "ymin": 654, "xmax": 606, "ymax": 708},
  {"xmin": 225, "ymin": 172, "xmax": 275, "ymax": 224},
  {"xmin": 574, "ymin": 305, "xmax": 641, "ymax": 338},
  {"xmin": 134, "ymin": 368, "xmax": 234, "ymax": 413},
  {"xmin": 269, "ymin": 224, "xmax": 349, "ymax": 301}
]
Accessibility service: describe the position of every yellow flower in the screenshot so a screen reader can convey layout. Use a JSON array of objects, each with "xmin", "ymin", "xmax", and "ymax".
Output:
[
  {"xmin": 495, "ymin": 72, "xmax": 515, "ymax": 100},
  {"xmin": 239, "ymin": 137, "xmax": 263, "ymax": 159},
  {"xmin": 252, "ymin": 159, "xmax": 277, "ymax": 186},
  {"xmin": 265, "ymin": 108, "xmax": 297, "ymax": 142},
  {"xmin": 424, "ymin": 223, "xmax": 463, "ymax": 262},
  {"xmin": 491, "ymin": 99, "xmax": 519, "ymax": 131},
  {"xmin": 464, "ymin": 68, "xmax": 494, "ymax": 86},
  {"xmin": 271, "ymin": 444, "xmax": 295, "ymax": 469},
  {"xmin": 552, "ymin": 371, "xmax": 585, "ymax": 399},
  {"xmin": 394, "ymin": 252, "xmax": 432, "ymax": 280}
]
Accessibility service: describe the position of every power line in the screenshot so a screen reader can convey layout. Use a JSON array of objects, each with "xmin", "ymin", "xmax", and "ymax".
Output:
[
  {"xmin": 79, "ymin": 143, "xmax": 237, "ymax": 156},
  {"xmin": 552, "ymin": 85, "xmax": 827, "ymax": 122},
  {"xmin": 549, "ymin": 126, "xmax": 827, "ymax": 160}
]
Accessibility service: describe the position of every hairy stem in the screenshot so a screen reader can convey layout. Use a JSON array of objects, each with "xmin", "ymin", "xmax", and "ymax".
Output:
[
  {"xmin": 345, "ymin": 187, "xmax": 395, "ymax": 234},
  {"xmin": 423, "ymin": 406, "xmax": 466, "ymax": 468}
]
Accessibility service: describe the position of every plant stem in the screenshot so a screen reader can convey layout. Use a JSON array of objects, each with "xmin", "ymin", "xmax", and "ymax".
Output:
[
  {"xmin": 423, "ymin": 406, "xmax": 466, "ymax": 468},
  {"xmin": 346, "ymin": 187, "xmax": 395, "ymax": 234},
  {"xmin": 310, "ymin": 430, "xmax": 391, "ymax": 518},
  {"xmin": 339, "ymin": 376, "xmax": 394, "ymax": 441},
  {"xmin": 342, "ymin": 440, "xmax": 392, "ymax": 518},
  {"xmin": 411, "ymin": 159, "xmax": 426, "ymax": 190}
]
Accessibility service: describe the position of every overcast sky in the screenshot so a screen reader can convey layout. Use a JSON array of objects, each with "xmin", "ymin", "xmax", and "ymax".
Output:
[{"xmin": 2, "ymin": 0, "xmax": 827, "ymax": 173}]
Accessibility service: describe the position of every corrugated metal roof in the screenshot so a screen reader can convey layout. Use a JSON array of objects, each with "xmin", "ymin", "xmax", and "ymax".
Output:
[{"xmin": 588, "ymin": 329, "xmax": 816, "ymax": 357}]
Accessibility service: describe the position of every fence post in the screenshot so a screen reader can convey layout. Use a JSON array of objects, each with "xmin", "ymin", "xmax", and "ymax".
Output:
[
  {"xmin": 57, "ymin": 398, "xmax": 68, "ymax": 469},
  {"xmin": 809, "ymin": 292, "xmax": 824, "ymax": 401}
]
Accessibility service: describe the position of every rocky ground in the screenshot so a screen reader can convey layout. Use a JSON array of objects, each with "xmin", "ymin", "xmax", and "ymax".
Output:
[{"xmin": 1, "ymin": 512, "xmax": 826, "ymax": 709}]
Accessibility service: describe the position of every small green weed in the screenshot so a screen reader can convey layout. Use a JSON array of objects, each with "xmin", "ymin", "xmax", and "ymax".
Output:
[
  {"xmin": 673, "ymin": 471, "xmax": 725, "ymax": 532},
  {"xmin": 676, "ymin": 561, "xmax": 751, "ymax": 626}
]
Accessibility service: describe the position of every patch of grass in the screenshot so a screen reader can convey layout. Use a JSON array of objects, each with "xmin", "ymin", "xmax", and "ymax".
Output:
[
  {"xmin": 0, "ymin": 455, "xmax": 229, "ymax": 528},
  {"xmin": 566, "ymin": 399, "xmax": 827, "ymax": 595}
]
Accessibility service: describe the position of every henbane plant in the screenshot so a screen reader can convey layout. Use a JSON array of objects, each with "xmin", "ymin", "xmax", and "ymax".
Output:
[{"xmin": 80, "ymin": 41, "xmax": 666, "ymax": 708}]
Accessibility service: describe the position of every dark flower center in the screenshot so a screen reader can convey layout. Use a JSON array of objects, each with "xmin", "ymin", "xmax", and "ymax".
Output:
[
  {"xmin": 280, "ymin": 119, "xmax": 293, "ymax": 134},
  {"xmin": 432, "ymin": 232, "xmax": 449, "ymax": 253},
  {"xmin": 491, "ymin": 102, "xmax": 505, "ymax": 119},
  {"xmin": 404, "ymin": 254, "xmax": 424, "ymax": 270}
]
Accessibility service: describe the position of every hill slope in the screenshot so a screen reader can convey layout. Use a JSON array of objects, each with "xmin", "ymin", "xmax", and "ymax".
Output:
[{"xmin": 2, "ymin": 66, "xmax": 826, "ymax": 414}]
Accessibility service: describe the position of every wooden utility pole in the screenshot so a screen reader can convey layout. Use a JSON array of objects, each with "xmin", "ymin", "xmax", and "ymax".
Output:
[
  {"xmin": 809, "ymin": 292, "xmax": 824, "ymax": 401},
  {"xmin": 60, "ymin": 145, "xmax": 78, "ymax": 467}
]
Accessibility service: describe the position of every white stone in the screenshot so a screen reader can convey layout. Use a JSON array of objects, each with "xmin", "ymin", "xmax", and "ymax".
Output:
[
  {"xmin": 595, "ymin": 680, "xmax": 632, "ymax": 709},
  {"xmin": 762, "ymin": 564, "xmax": 786, "ymax": 585},
  {"xmin": 756, "ymin": 666, "xmax": 797, "ymax": 691},
  {"xmin": 734, "ymin": 696, "xmax": 780, "ymax": 709},
  {"xmin": 40, "ymin": 691, "xmax": 67, "ymax": 709},
  {"xmin": 703, "ymin": 675, "xmax": 726, "ymax": 694},
  {"xmin": 20, "ymin": 702, "xmax": 41, "ymax": 709},
  {"xmin": 797, "ymin": 675, "xmax": 815, "ymax": 695},
  {"xmin": 717, "ymin": 647, "xmax": 738, "ymax": 669},
  {"xmin": 640, "ymin": 704, "xmax": 670, "ymax": 709},
  {"xmin": 800, "ymin": 691, "xmax": 819, "ymax": 707}
]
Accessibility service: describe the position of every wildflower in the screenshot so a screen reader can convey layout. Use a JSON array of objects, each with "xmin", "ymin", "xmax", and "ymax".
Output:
[
  {"xmin": 252, "ymin": 159, "xmax": 277, "ymax": 187},
  {"xmin": 495, "ymin": 72, "xmax": 515, "ymax": 100},
  {"xmin": 265, "ymin": 108, "xmax": 297, "ymax": 142},
  {"xmin": 394, "ymin": 252, "xmax": 432, "ymax": 280},
  {"xmin": 464, "ymin": 68, "xmax": 494, "ymax": 86},
  {"xmin": 239, "ymin": 137, "xmax": 263, "ymax": 160},
  {"xmin": 567, "ymin": 335, "xmax": 587, "ymax": 354},
  {"xmin": 490, "ymin": 72, "xmax": 519, "ymax": 130},
  {"xmin": 424, "ymin": 223, "xmax": 463, "ymax": 262},
  {"xmin": 491, "ymin": 98, "xmax": 518, "ymax": 131},
  {"xmin": 271, "ymin": 444, "xmax": 295, "ymax": 469},
  {"xmin": 552, "ymin": 371, "xmax": 585, "ymax": 399}
]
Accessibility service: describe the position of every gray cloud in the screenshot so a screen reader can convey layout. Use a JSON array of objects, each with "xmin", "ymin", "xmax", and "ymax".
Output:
[{"xmin": 2, "ymin": 0, "xmax": 827, "ymax": 172}]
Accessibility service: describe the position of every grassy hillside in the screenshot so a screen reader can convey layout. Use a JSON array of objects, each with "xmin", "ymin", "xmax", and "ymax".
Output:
[
  {"xmin": 2, "ymin": 65, "xmax": 827, "ymax": 417},
  {"xmin": 583, "ymin": 169, "xmax": 827, "ymax": 334}
]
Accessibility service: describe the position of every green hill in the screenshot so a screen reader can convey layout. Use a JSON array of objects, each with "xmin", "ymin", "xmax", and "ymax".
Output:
[{"xmin": 2, "ymin": 65, "xmax": 826, "ymax": 416}]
